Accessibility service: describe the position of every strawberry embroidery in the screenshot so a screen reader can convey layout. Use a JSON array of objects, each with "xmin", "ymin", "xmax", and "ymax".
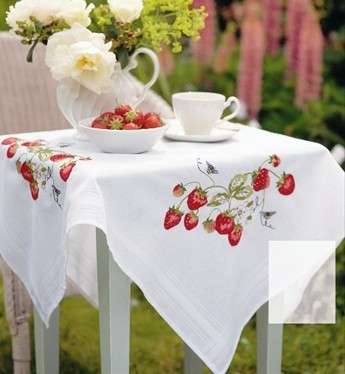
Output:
[
  {"xmin": 1, "ymin": 137, "xmax": 91, "ymax": 206},
  {"xmin": 252, "ymin": 168, "xmax": 270, "ymax": 191},
  {"xmin": 187, "ymin": 188, "xmax": 208, "ymax": 210},
  {"xmin": 50, "ymin": 154, "xmax": 74, "ymax": 162},
  {"xmin": 20, "ymin": 162, "xmax": 35, "ymax": 183},
  {"xmin": 164, "ymin": 207, "xmax": 183, "ymax": 230},
  {"xmin": 30, "ymin": 182, "xmax": 39, "ymax": 201},
  {"xmin": 164, "ymin": 156, "xmax": 295, "ymax": 248},
  {"xmin": 7, "ymin": 143, "xmax": 18, "ymax": 159},
  {"xmin": 1, "ymin": 137, "xmax": 20, "ymax": 145},
  {"xmin": 59, "ymin": 162, "xmax": 76, "ymax": 182},
  {"xmin": 270, "ymin": 154, "xmax": 281, "ymax": 167},
  {"xmin": 277, "ymin": 173, "xmax": 295, "ymax": 195},
  {"xmin": 172, "ymin": 183, "xmax": 186, "ymax": 197},
  {"xmin": 215, "ymin": 213, "xmax": 235, "ymax": 235},
  {"xmin": 184, "ymin": 211, "xmax": 199, "ymax": 231},
  {"xmin": 228, "ymin": 224, "xmax": 243, "ymax": 246},
  {"xmin": 203, "ymin": 218, "xmax": 216, "ymax": 233}
]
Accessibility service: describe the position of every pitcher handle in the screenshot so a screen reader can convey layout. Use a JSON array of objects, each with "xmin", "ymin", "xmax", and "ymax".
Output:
[
  {"xmin": 124, "ymin": 47, "xmax": 160, "ymax": 108},
  {"xmin": 222, "ymin": 96, "xmax": 240, "ymax": 122}
]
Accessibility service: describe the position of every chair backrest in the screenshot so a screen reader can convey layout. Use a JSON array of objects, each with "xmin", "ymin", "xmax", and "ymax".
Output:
[{"xmin": 0, "ymin": 32, "xmax": 69, "ymax": 135}]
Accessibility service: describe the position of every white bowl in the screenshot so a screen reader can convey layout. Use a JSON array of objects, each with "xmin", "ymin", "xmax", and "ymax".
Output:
[{"xmin": 79, "ymin": 117, "xmax": 167, "ymax": 154}]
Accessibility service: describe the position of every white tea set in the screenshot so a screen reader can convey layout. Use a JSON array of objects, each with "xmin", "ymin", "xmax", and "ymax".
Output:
[
  {"xmin": 56, "ymin": 48, "xmax": 240, "ymax": 153},
  {"xmin": 165, "ymin": 91, "xmax": 240, "ymax": 143}
]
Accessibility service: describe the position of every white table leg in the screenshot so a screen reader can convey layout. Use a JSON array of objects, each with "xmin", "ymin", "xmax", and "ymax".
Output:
[
  {"xmin": 96, "ymin": 229, "xmax": 132, "ymax": 374},
  {"xmin": 256, "ymin": 302, "xmax": 283, "ymax": 374},
  {"xmin": 34, "ymin": 306, "xmax": 59, "ymax": 374},
  {"xmin": 184, "ymin": 343, "xmax": 204, "ymax": 374}
]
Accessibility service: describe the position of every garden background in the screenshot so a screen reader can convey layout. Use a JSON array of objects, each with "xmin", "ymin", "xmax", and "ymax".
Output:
[{"xmin": 0, "ymin": 0, "xmax": 344, "ymax": 373}]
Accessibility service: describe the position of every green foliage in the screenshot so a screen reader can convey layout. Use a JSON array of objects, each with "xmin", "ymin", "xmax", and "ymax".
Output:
[
  {"xmin": 0, "ymin": 279, "xmax": 344, "ymax": 373},
  {"xmin": 90, "ymin": 4, "xmax": 142, "ymax": 66},
  {"xmin": 141, "ymin": 0, "xmax": 207, "ymax": 53},
  {"xmin": 91, "ymin": 0, "xmax": 207, "ymax": 64}
]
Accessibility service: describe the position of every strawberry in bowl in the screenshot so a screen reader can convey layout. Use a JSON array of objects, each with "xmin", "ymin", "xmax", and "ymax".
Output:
[{"xmin": 79, "ymin": 105, "xmax": 167, "ymax": 154}]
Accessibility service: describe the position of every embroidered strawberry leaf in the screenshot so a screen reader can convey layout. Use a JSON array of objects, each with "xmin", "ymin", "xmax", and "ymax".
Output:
[
  {"xmin": 229, "ymin": 174, "xmax": 248, "ymax": 192},
  {"xmin": 207, "ymin": 193, "xmax": 229, "ymax": 207},
  {"xmin": 233, "ymin": 186, "xmax": 253, "ymax": 200}
]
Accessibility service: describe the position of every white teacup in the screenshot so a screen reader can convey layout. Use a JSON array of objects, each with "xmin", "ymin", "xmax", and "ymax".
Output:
[{"xmin": 172, "ymin": 92, "xmax": 240, "ymax": 135}]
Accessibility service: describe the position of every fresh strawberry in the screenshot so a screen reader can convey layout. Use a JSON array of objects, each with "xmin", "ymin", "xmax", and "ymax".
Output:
[
  {"xmin": 1, "ymin": 137, "xmax": 19, "ymax": 145},
  {"xmin": 123, "ymin": 122, "xmax": 140, "ymax": 130},
  {"xmin": 143, "ymin": 113, "xmax": 161, "ymax": 129},
  {"xmin": 108, "ymin": 115, "xmax": 124, "ymax": 130},
  {"xmin": 92, "ymin": 112, "xmax": 116, "ymax": 129},
  {"xmin": 270, "ymin": 154, "xmax": 281, "ymax": 167},
  {"xmin": 277, "ymin": 173, "xmax": 295, "ymax": 195},
  {"xmin": 60, "ymin": 163, "xmax": 76, "ymax": 182},
  {"xmin": 114, "ymin": 105, "xmax": 132, "ymax": 117},
  {"xmin": 20, "ymin": 162, "xmax": 34, "ymax": 183},
  {"xmin": 91, "ymin": 121, "xmax": 108, "ymax": 129},
  {"xmin": 164, "ymin": 207, "xmax": 183, "ymax": 230},
  {"xmin": 50, "ymin": 154, "xmax": 74, "ymax": 162},
  {"xmin": 172, "ymin": 183, "xmax": 186, "ymax": 197},
  {"xmin": 228, "ymin": 225, "xmax": 243, "ymax": 246},
  {"xmin": 29, "ymin": 182, "xmax": 39, "ymax": 201},
  {"xmin": 7, "ymin": 143, "xmax": 18, "ymax": 158},
  {"xmin": 215, "ymin": 212, "xmax": 234, "ymax": 235},
  {"xmin": 184, "ymin": 211, "xmax": 199, "ymax": 230},
  {"xmin": 187, "ymin": 188, "xmax": 207, "ymax": 210},
  {"xmin": 133, "ymin": 111, "xmax": 146, "ymax": 128},
  {"xmin": 203, "ymin": 218, "xmax": 215, "ymax": 233},
  {"xmin": 124, "ymin": 110, "xmax": 138, "ymax": 123},
  {"xmin": 252, "ymin": 168, "xmax": 270, "ymax": 191}
]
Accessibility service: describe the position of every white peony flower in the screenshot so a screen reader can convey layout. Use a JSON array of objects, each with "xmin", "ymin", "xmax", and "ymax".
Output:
[
  {"xmin": 46, "ymin": 25, "xmax": 117, "ymax": 94},
  {"xmin": 108, "ymin": 0, "xmax": 143, "ymax": 24},
  {"xmin": 6, "ymin": 0, "xmax": 59, "ymax": 30},
  {"xmin": 6, "ymin": 0, "xmax": 93, "ymax": 31},
  {"xmin": 56, "ymin": 0, "xmax": 95, "ymax": 27}
]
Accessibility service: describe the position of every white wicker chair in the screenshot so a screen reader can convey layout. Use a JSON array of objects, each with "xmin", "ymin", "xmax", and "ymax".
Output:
[{"xmin": 0, "ymin": 32, "xmax": 173, "ymax": 374}]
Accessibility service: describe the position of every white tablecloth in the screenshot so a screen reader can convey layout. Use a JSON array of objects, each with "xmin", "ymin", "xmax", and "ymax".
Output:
[{"xmin": 0, "ymin": 126, "xmax": 344, "ymax": 373}]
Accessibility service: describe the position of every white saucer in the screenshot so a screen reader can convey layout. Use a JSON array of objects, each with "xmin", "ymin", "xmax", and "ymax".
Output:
[{"xmin": 164, "ymin": 119, "xmax": 240, "ymax": 143}]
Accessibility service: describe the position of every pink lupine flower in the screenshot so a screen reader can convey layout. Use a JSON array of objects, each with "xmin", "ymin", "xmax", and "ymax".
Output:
[
  {"xmin": 237, "ymin": 1, "xmax": 265, "ymax": 119},
  {"xmin": 263, "ymin": 0, "xmax": 282, "ymax": 55},
  {"xmin": 192, "ymin": 0, "xmax": 216, "ymax": 66},
  {"xmin": 285, "ymin": 0, "xmax": 309, "ymax": 75},
  {"xmin": 159, "ymin": 46, "xmax": 175, "ymax": 76},
  {"xmin": 213, "ymin": 25, "xmax": 236, "ymax": 74},
  {"xmin": 295, "ymin": 7, "xmax": 323, "ymax": 107}
]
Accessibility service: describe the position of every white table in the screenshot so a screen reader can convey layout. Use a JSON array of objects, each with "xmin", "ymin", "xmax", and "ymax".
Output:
[{"xmin": 2, "ymin": 127, "xmax": 342, "ymax": 373}]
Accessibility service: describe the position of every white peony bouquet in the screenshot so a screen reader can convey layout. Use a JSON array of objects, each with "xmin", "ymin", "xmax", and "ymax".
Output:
[{"xmin": 7, "ymin": 0, "xmax": 206, "ymax": 94}]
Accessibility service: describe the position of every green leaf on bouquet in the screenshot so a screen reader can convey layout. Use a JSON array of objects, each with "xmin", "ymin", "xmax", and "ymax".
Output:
[
  {"xmin": 246, "ymin": 200, "xmax": 254, "ymax": 207},
  {"xmin": 233, "ymin": 186, "xmax": 253, "ymax": 200},
  {"xmin": 207, "ymin": 193, "xmax": 229, "ymax": 207},
  {"xmin": 229, "ymin": 174, "xmax": 248, "ymax": 192}
]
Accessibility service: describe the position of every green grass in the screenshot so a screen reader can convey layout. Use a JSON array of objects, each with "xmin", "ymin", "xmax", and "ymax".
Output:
[{"xmin": 0, "ymin": 277, "xmax": 344, "ymax": 374}]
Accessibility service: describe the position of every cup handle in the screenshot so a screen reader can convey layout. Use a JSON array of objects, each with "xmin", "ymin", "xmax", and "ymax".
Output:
[
  {"xmin": 222, "ymin": 96, "xmax": 240, "ymax": 122},
  {"xmin": 124, "ymin": 47, "xmax": 160, "ymax": 108}
]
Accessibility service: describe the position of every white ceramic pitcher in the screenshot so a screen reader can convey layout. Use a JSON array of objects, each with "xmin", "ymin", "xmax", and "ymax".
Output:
[{"xmin": 56, "ymin": 47, "xmax": 160, "ymax": 135}]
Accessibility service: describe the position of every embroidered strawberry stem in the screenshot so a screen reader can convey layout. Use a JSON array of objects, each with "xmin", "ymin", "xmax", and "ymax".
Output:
[
  {"xmin": 268, "ymin": 169, "xmax": 280, "ymax": 179},
  {"xmin": 207, "ymin": 207, "xmax": 222, "ymax": 219},
  {"xmin": 184, "ymin": 181, "xmax": 202, "ymax": 188}
]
